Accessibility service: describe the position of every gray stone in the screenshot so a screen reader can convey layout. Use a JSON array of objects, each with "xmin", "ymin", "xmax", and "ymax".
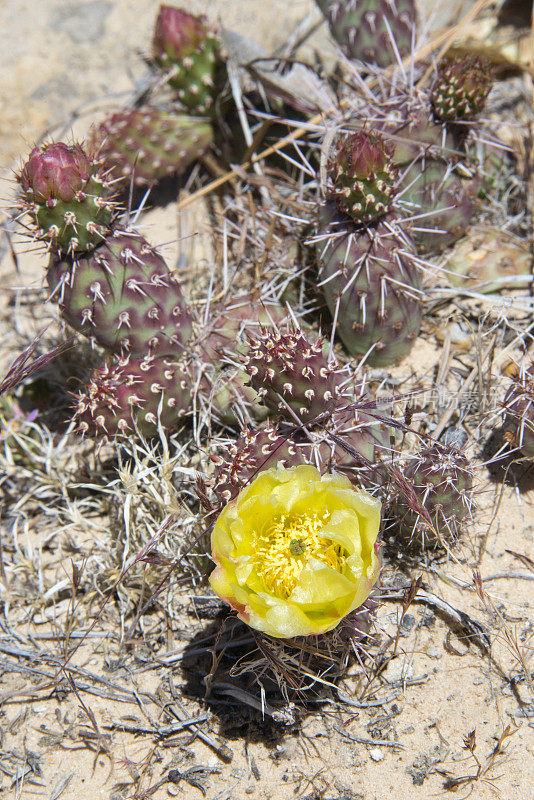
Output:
[{"xmin": 52, "ymin": 2, "xmax": 112, "ymax": 44}]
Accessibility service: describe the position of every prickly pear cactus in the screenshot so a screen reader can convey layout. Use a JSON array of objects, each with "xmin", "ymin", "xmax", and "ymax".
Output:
[
  {"xmin": 73, "ymin": 353, "xmax": 195, "ymax": 438},
  {"xmin": 90, "ymin": 106, "xmax": 213, "ymax": 187},
  {"xmin": 392, "ymin": 441, "xmax": 475, "ymax": 548},
  {"xmin": 502, "ymin": 363, "xmax": 534, "ymax": 459},
  {"xmin": 48, "ymin": 231, "xmax": 193, "ymax": 356},
  {"xmin": 317, "ymin": 204, "xmax": 421, "ymax": 366},
  {"xmin": 431, "ymin": 54, "xmax": 493, "ymax": 123},
  {"xmin": 329, "ymin": 131, "xmax": 398, "ymax": 224},
  {"xmin": 18, "ymin": 142, "xmax": 115, "ymax": 255},
  {"xmin": 211, "ymin": 425, "xmax": 303, "ymax": 504},
  {"xmin": 243, "ymin": 327, "xmax": 346, "ymax": 424},
  {"xmin": 152, "ymin": 5, "xmax": 221, "ymax": 115},
  {"xmin": 316, "ymin": 0, "xmax": 417, "ymax": 68},
  {"xmin": 399, "ymin": 159, "xmax": 481, "ymax": 253}
]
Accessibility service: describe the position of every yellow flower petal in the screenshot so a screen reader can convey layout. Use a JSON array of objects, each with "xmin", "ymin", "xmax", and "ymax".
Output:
[{"xmin": 209, "ymin": 464, "xmax": 381, "ymax": 638}]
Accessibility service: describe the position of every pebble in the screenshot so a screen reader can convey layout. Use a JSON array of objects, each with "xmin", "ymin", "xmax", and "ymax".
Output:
[{"xmin": 369, "ymin": 748, "xmax": 384, "ymax": 762}]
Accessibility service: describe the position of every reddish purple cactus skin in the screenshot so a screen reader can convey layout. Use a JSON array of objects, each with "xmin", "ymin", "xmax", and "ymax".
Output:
[
  {"xmin": 330, "ymin": 132, "xmax": 398, "ymax": 224},
  {"xmin": 73, "ymin": 353, "xmax": 195, "ymax": 438},
  {"xmin": 153, "ymin": 5, "xmax": 207, "ymax": 61},
  {"xmin": 243, "ymin": 327, "xmax": 346, "ymax": 424},
  {"xmin": 20, "ymin": 143, "xmax": 92, "ymax": 204},
  {"xmin": 211, "ymin": 425, "xmax": 303, "ymax": 504},
  {"xmin": 48, "ymin": 231, "xmax": 193, "ymax": 357},
  {"xmin": 431, "ymin": 54, "xmax": 493, "ymax": 123}
]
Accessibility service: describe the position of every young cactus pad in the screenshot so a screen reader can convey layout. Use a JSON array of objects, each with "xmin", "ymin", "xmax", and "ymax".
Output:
[
  {"xmin": 431, "ymin": 54, "xmax": 493, "ymax": 123},
  {"xmin": 18, "ymin": 142, "xmax": 115, "ymax": 255},
  {"xmin": 393, "ymin": 441, "xmax": 475, "ymax": 548},
  {"xmin": 152, "ymin": 5, "xmax": 221, "ymax": 115},
  {"xmin": 243, "ymin": 327, "xmax": 346, "ymax": 424},
  {"xmin": 73, "ymin": 353, "xmax": 195, "ymax": 438},
  {"xmin": 90, "ymin": 107, "xmax": 213, "ymax": 187},
  {"xmin": 329, "ymin": 131, "xmax": 398, "ymax": 225},
  {"xmin": 48, "ymin": 230, "xmax": 193, "ymax": 356}
]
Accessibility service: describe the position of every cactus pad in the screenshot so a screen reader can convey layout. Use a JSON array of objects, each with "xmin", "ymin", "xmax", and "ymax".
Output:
[
  {"xmin": 431, "ymin": 54, "xmax": 493, "ymax": 123},
  {"xmin": 19, "ymin": 142, "xmax": 115, "ymax": 254},
  {"xmin": 90, "ymin": 106, "xmax": 213, "ymax": 187},
  {"xmin": 73, "ymin": 353, "xmax": 195, "ymax": 438},
  {"xmin": 316, "ymin": 0, "xmax": 417, "ymax": 68},
  {"xmin": 48, "ymin": 231, "xmax": 193, "ymax": 356},
  {"xmin": 393, "ymin": 442, "xmax": 475, "ymax": 548},
  {"xmin": 243, "ymin": 327, "xmax": 346, "ymax": 424},
  {"xmin": 329, "ymin": 131, "xmax": 398, "ymax": 224},
  {"xmin": 317, "ymin": 205, "xmax": 421, "ymax": 366},
  {"xmin": 152, "ymin": 5, "xmax": 221, "ymax": 115}
]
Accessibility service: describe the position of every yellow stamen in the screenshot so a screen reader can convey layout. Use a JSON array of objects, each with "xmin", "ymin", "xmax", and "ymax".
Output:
[{"xmin": 252, "ymin": 512, "xmax": 346, "ymax": 597}]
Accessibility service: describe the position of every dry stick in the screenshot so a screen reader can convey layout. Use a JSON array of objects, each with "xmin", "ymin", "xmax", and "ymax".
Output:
[
  {"xmin": 432, "ymin": 339, "xmax": 495, "ymax": 440},
  {"xmin": 175, "ymin": 0, "xmax": 495, "ymax": 214}
]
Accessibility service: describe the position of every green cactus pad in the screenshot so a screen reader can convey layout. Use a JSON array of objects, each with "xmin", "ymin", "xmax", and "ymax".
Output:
[
  {"xmin": 48, "ymin": 231, "xmax": 193, "ymax": 356},
  {"xmin": 19, "ymin": 142, "xmax": 116, "ymax": 255},
  {"xmin": 90, "ymin": 107, "xmax": 213, "ymax": 187},
  {"xmin": 152, "ymin": 6, "xmax": 221, "ymax": 115},
  {"xmin": 316, "ymin": 0, "xmax": 417, "ymax": 68},
  {"xmin": 392, "ymin": 442, "xmax": 475, "ymax": 548},
  {"xmin": 317, "ymin": 204, "xmax": 421, "ymax": 366},
  {"xmin": 431, "ymin": 54, "xmax": 493, "ymax": 123}
]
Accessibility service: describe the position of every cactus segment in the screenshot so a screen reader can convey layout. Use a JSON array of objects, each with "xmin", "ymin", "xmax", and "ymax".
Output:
[
  {"xmin": 329, "ymin": 131, "xmax": 398, "ymax": 224},
  {"xmin": 317, "ymin": 204, "xmax": 421, "ymax": 366},
  {"xmin": 73, "ymin": 353, "xmax": 195, "ymax": 438},
  {"xmin": 243, "ymin": 327, "xmax": 346, "ymax": 424},
  {"xmin": 152, "ymin": 5, "xmax": 221, "ymax": 115},
  {"xmin": 431, "ymin": 54, "xmax": 493, "ymax": 123},
  {"xmin": 502, "ymin": 364, "xmax": 534, "ymax": 459},
  {"xmin": 18, "ymin": 142, "xmax": 115, "ymax": 255},
  {"xmin": 211, "ymin": 425, "xmax": 303, "ymax": 504},
  {"xmin": 393, "ymin": 442, "xmax": 475, "ymax": 547},
  {"xmin": 48, "ymin": 231, "xmax": 193, "ymax": 356},
  {"xmin": 90, "ymin": 107, "xmax": 213, "ymax": 187},
  {"xmin": 399, "ymin": 159, "xmax": 481, "ymax": 253},
  {"xmin": 315, "ymin": 0, "xmax": 417, "ymax": 68}
]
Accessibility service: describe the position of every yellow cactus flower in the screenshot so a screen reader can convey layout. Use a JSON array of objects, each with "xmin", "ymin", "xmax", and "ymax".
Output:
[{"xmin": 209, "ymin": 464, "xmax": 381, "ymax": 638}]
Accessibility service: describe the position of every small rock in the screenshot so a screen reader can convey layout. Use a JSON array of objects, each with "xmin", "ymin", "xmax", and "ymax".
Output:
[
  {"xmin": 369, "ymin": 748, "xmax": 384, "ymax": 762},
  {"xmin": 52, "ymin": 2, "xmax": 112, "ymax": 44},
  {"xmin": 425, "ymin": 641, "xmax": 442, "ymax": 659}
]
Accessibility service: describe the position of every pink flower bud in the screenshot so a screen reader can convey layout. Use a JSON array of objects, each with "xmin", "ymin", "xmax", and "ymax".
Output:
[
  {"xmin": 20, "ymin": 143, "xmax": 91, "ymax": 204},
  {"xmin": 336, "ymin": 132, "xmax": 393, "ymax": 180},
  {"xmin": 152, "ymin": 5, "xmax": 208, "ymax": 61}
]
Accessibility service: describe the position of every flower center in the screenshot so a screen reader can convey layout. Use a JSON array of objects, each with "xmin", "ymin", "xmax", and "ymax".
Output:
[{"xmin": 253, "ymin": 512, "xmax": 346, "ymax": 598}]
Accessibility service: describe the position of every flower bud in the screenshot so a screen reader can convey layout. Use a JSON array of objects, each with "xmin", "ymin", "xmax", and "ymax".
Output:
[
  {"xmin": 20, "ymin": 143, "xmax": 91, "ymax": 204},
  {"xmin": 152, "ymin": 5, "xmax": 208, "ymax": 62}
]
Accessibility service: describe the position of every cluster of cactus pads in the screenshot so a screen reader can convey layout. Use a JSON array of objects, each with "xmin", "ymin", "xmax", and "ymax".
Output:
[{"xmin": 11, "ymin": 0, "xmax": 497, "ymax": 579}]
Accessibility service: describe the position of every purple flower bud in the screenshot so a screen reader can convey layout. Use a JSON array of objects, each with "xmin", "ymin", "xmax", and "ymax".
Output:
[
  {"xmin": 152, "ymin": 5, "xmax": 208, "ymax": 61},
  {"xmin": 336, "ymin": 131, "xmax": 393, "ymax": 180},
  {"xmin": 20, "ymin": 143, "xmax": 92, "ymax": 204}
]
